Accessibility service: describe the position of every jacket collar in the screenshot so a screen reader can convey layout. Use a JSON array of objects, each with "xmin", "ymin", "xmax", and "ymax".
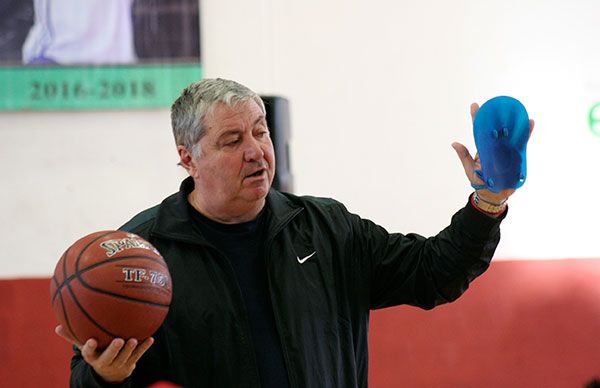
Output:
[{"xmin": 151, "ymin": 177, "xmax": 303, "ymax": 244}]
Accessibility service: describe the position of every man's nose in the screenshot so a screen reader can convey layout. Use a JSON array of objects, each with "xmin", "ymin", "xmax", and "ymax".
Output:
[{"xmin": 243, "ymin": 137, "xmax": 264, "ymax": 162}]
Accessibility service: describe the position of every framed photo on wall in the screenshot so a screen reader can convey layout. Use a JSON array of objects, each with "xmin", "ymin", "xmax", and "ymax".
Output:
[{"xmin": 0, "ymin": 0, "xmax": 202, "ymax": 110}]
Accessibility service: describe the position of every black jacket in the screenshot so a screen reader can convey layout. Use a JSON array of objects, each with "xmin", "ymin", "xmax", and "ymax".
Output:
[{"xmin": 71, "ymin": 177, "xmax": 503, "ymax": 388}]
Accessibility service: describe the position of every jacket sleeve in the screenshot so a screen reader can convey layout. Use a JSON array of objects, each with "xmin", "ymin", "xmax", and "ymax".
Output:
[
  {"xmin": 349, "ymin": 196, "xmax": 504, "ymax": 310},
  {"xmin": 69, "ymin": 347, "xmax": 132, "ymax": 388},
  {"xmin": 69, "ymin": 321, "xmax": 171, "ymax": 387}
]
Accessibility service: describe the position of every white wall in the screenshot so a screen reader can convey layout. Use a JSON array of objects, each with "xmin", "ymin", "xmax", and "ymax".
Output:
[{"xmin": 2, "ymin": 0, "xmax": 599, "ymax": 278}]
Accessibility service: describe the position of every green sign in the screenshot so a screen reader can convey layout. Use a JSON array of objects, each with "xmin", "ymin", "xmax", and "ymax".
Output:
[
  {"xmin": 0, "ymin": 64, "xmax": 202, "ymax": 111},
  {"xmin": 589, "ymin": 102, "xmax": 600, "ymax": 137}
]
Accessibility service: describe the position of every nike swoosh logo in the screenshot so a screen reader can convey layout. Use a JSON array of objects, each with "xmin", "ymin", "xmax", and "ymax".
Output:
[{"xmin": 296, "ymin": 251, "xmax": 316, "ymax": 264}]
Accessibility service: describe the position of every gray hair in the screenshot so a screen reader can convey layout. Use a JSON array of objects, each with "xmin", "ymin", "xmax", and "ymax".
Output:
[{"xmin": 171, "ymin": 78, "xmax": 265, "ymax": 159}]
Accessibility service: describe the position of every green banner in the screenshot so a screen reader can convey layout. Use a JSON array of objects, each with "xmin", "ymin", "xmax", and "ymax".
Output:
[
  {"xmin": 589, "ymin": 102, "xmax": 600, "ymax": 137},
  {"xmin": 0, "ymin": 64, "xmax": 202, "ymax": 111}
]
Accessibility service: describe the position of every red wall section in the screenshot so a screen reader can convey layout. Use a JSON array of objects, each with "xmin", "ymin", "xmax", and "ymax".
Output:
[
  {"xmin": 369, "ymin": 259, "xmax": 600, "ymax": 388},
  {"xmin": 0, "ymin": 278, "xmax": 72, "ymax": 387},
  {"xmin": 1, "ymin": 260, "xmax": 599, "ymax": 387}
]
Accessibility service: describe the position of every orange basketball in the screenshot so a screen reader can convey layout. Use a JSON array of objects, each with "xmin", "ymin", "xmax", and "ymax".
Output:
[{"xmin": 50, "ymin": 230, "xmax": 172, "ymax": 349}]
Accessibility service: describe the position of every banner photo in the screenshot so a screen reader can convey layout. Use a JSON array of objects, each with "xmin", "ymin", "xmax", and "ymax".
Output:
[{"xmin": 0, "ymin": 0, "xmax": 202, "ymax": 110}]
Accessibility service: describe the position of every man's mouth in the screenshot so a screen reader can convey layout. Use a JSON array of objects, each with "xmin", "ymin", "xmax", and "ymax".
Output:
[{"xmin": 246, "ymin": 169, "xmax": 265, "ymax": 178}]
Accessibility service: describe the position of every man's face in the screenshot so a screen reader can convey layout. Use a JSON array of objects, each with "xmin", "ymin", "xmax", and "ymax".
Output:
[{"xmin": 185, "ymin": 99, "xmax": 275, "ymax": 219}]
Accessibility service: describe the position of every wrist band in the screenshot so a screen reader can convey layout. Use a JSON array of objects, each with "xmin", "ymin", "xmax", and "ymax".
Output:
[
  {"xmin": 472, "ymin": 191, "xmax": 507, "ymax": 214},
  {"xmin": 475, "ymin": 192, "xmax": 507, "ymax": 206}
]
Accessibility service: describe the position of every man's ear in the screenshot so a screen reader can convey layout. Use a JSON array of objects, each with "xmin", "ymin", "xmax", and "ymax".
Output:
[{"xmin": 177, "ymin": 145, "xmax": 196, "ymax": 177}]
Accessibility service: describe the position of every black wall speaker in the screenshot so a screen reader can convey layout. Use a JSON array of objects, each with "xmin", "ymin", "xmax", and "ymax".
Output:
[{"xmin": 261, "ymin": 95, "xmax": 293, "ymax": 193}]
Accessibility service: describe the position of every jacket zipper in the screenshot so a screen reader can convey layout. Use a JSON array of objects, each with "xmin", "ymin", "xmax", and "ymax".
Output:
[
  {"xmin": 209, "ymin": 244, "xmax": 263, "ymax": 387},
  {"xmin": 264, "ymin": 208, "xmax": 304, "ymax": 388},
  {"xmin": 159, "ymin": 235, "xmax": 263, "ymax": 387}
]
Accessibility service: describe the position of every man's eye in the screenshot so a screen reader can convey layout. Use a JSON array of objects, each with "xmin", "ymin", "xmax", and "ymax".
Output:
[{"xmin": 224, "ymin": 139, "xmax": 240, "ymax": 147}]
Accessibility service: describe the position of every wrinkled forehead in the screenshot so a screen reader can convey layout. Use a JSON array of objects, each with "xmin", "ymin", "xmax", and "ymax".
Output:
[{"xmin": 203, "ymin": 99, "xmax": 267, "ymax": 136}]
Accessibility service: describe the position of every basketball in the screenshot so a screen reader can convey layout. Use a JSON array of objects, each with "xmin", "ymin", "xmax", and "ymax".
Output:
[{"xmin": 50, "ymin": 230, "xmax": 172, "ymax": 349}]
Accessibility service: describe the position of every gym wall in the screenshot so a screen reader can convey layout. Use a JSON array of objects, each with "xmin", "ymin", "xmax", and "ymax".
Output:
[{"xmin": 0, "ymin": 0, "xmax": 598, "ymax": 387}]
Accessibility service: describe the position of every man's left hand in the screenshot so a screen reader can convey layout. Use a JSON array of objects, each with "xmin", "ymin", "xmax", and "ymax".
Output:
[{"xmin": 452, "ymin": 102, "xmax": 535, "ymax": 204}]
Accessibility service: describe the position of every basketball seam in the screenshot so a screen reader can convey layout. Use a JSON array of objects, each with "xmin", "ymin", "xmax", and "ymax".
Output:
[
  {"xmin": 64, "ymin": 232, "xmax": 121, "ymax": 340},
  {"xmin": 78, "ymin": 254, "xmax": 168, "ymax": 273},
  {"xmin": 75, "ymin": 285, "xmax": 171, "ymax": 308},
  {"xmin": 52, "ymin": 274, "xmax": 81, "ymax": 344},
  {"xmin": 78, "ymin": 256, "xmax": 171, "ymax": 307},
  {"xmin": 75, "ymin": 231, "xmax": 120, "ymax": 274},
  {"xmin": 56, "ymin": 287, "xmax": 83, "ymax": 345},
  {"xmin": 66, "ymin": 277, "xmax": 119, "ymax": 339},
  {"xmin": 55, "ymin": 246, "xmax": 71, "ymax": 302},
  {"xmin": 51, "ymin": 254, "xmax": 168, "ymax": 304},
  {"xmin": 76, "ymin": 254, "xmax": 171, "ymax": 308}
]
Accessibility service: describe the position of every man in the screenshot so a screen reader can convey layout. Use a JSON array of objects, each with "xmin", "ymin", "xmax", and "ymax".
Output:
[{"xmin": 57, "ymin": 78, "xmax": 533, "ymax": 387}]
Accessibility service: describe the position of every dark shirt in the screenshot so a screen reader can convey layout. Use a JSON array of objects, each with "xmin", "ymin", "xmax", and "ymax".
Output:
[{"xmin": 189, "ymin": 204, "xmax": 290, "ymax": 388}]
